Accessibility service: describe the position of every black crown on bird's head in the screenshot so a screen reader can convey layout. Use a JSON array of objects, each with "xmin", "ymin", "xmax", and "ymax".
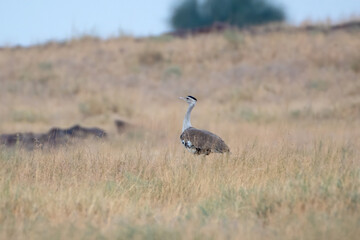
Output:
[{"xmin": 187, "ymin": 96, "xmax": 197, "ymax": 101}]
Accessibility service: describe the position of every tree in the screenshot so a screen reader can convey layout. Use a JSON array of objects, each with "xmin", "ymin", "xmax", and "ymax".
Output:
[{"xmin": 170, "ymin": 0, "xmax": 285, "ymax": 30}]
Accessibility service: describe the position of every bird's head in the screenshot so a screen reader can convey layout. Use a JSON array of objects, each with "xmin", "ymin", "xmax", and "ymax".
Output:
[{"xmin": 179, "ymin": 96, "xmax": 197, "ymax": 105}]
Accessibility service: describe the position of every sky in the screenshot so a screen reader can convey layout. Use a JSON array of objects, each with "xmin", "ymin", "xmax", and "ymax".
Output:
[{"xmin": 0, "ymin": 0, "xmax": 359, "ymax": 46}]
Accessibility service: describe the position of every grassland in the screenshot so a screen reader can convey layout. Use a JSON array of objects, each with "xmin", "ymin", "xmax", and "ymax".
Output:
[{"xmin": 0, "ymin": 25, "xmax": 360, "ymax": 239}]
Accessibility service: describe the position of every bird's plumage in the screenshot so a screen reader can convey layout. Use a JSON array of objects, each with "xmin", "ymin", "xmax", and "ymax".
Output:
[
  {"xmin": 180, "ymin": 127, "xmax": 230, "ymax": 155},
  {"xmin": 179, "ymin": 96, "xmax": 230, "ymax": 155}
]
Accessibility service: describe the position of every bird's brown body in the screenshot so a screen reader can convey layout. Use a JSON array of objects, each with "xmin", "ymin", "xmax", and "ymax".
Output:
[
  {"xmin": 179, "ymin": 95, "xmax": 230, "ymax": 155},
  {"xmin": 180, "ymin": 127, "xmax": 230, "ymax": 155}
]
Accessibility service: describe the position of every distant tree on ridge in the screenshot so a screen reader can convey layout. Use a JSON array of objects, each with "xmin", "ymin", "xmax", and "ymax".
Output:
[{"xmin": 170, "ymin": 0, "xmax": 286, "ymax": 30}]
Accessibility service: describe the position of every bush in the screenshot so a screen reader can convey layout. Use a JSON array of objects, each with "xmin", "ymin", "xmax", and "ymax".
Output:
[{"xmin": 170, "ymin": 0, "xmax": 285, "ymax": 30}]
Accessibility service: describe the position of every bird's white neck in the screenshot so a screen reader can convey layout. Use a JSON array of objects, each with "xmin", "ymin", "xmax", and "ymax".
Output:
[{"xmin": 182, "ymin": 103, "xmax": 195, "ymax": 132}]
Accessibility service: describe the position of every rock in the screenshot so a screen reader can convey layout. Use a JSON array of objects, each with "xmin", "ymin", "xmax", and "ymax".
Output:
[{"xmin": 0, "ymin": 125, "xmax": 107, "ymax": 150}]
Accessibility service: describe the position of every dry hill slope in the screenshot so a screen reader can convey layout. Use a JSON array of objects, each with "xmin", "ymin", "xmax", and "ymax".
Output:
[{"xmin": 0, "ymin": 25, "xmax": 360, "ymax": 239}]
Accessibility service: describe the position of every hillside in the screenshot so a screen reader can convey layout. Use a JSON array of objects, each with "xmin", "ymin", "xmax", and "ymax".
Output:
[{"xmin": 0, "ymin": 25, "xmax": 360, "ymax": 239}]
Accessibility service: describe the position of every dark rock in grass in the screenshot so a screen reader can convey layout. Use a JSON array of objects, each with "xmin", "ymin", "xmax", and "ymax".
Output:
[
  {"xmin": 0, "ymin": 132, "xmax": 39, "ymax": 149},
  {"xmin": 114, "ymin": 119, "xmax": 129, "ymax": 134},
  {"xmin": 0, "ymin": 125, "xmax": 107, "ymax": 150}
]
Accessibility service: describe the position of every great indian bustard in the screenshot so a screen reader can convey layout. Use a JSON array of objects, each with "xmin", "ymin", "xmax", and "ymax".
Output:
[{"xmin": 179, "ymin": 96, "xmax": 230, "ymax": 155}]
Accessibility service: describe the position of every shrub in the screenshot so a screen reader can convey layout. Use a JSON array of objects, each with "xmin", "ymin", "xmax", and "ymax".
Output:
[{"xmin": 170, "ymin": 0, "xmax": 285, "ymax": 30}]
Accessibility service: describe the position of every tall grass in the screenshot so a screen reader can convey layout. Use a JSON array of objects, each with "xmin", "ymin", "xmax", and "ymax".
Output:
[
  {"xmin": 1, "ymin": 135, "xmax": 359, "ymax": 239},
  {"xmin": 1, "ymin": 26, "xmax": 360, "ymax": 239}
]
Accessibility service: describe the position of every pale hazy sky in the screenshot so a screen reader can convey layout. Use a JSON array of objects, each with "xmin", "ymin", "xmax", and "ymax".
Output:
[{"xmin": 0, "ymin": 0, "xmax": 359, "ymax": 46}]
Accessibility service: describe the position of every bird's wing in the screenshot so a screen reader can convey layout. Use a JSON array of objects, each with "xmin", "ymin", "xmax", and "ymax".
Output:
[{"xmin": 180, "ymin": 127, "xmax": 230, "ymax": 153}]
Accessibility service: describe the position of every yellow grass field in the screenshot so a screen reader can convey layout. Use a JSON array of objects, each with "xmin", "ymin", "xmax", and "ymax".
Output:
[{"xmin": 1, "ymin": 25, "xmax": 360, "ymax": 239}]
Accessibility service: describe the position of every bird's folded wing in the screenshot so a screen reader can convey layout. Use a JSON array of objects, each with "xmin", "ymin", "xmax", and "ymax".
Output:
[{"xmin": 180, "ymin": 127, "xmax": 229, "ymax": 152}]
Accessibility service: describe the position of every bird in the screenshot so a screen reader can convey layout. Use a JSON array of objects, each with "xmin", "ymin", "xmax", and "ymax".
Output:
[{"xmin": 179, "ymin": 96, "xmax": 230, "ymax": 155}]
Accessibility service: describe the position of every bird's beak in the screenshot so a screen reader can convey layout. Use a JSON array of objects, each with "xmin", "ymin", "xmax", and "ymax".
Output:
[{"xmin": 179, "ymin": 97, "xmax": 186, "ymax": 101}]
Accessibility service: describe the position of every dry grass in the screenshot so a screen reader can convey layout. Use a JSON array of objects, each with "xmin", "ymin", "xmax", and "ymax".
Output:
[{"xmin": 1, "ymin": 26, "xmax": 360, "ymax": 239}]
